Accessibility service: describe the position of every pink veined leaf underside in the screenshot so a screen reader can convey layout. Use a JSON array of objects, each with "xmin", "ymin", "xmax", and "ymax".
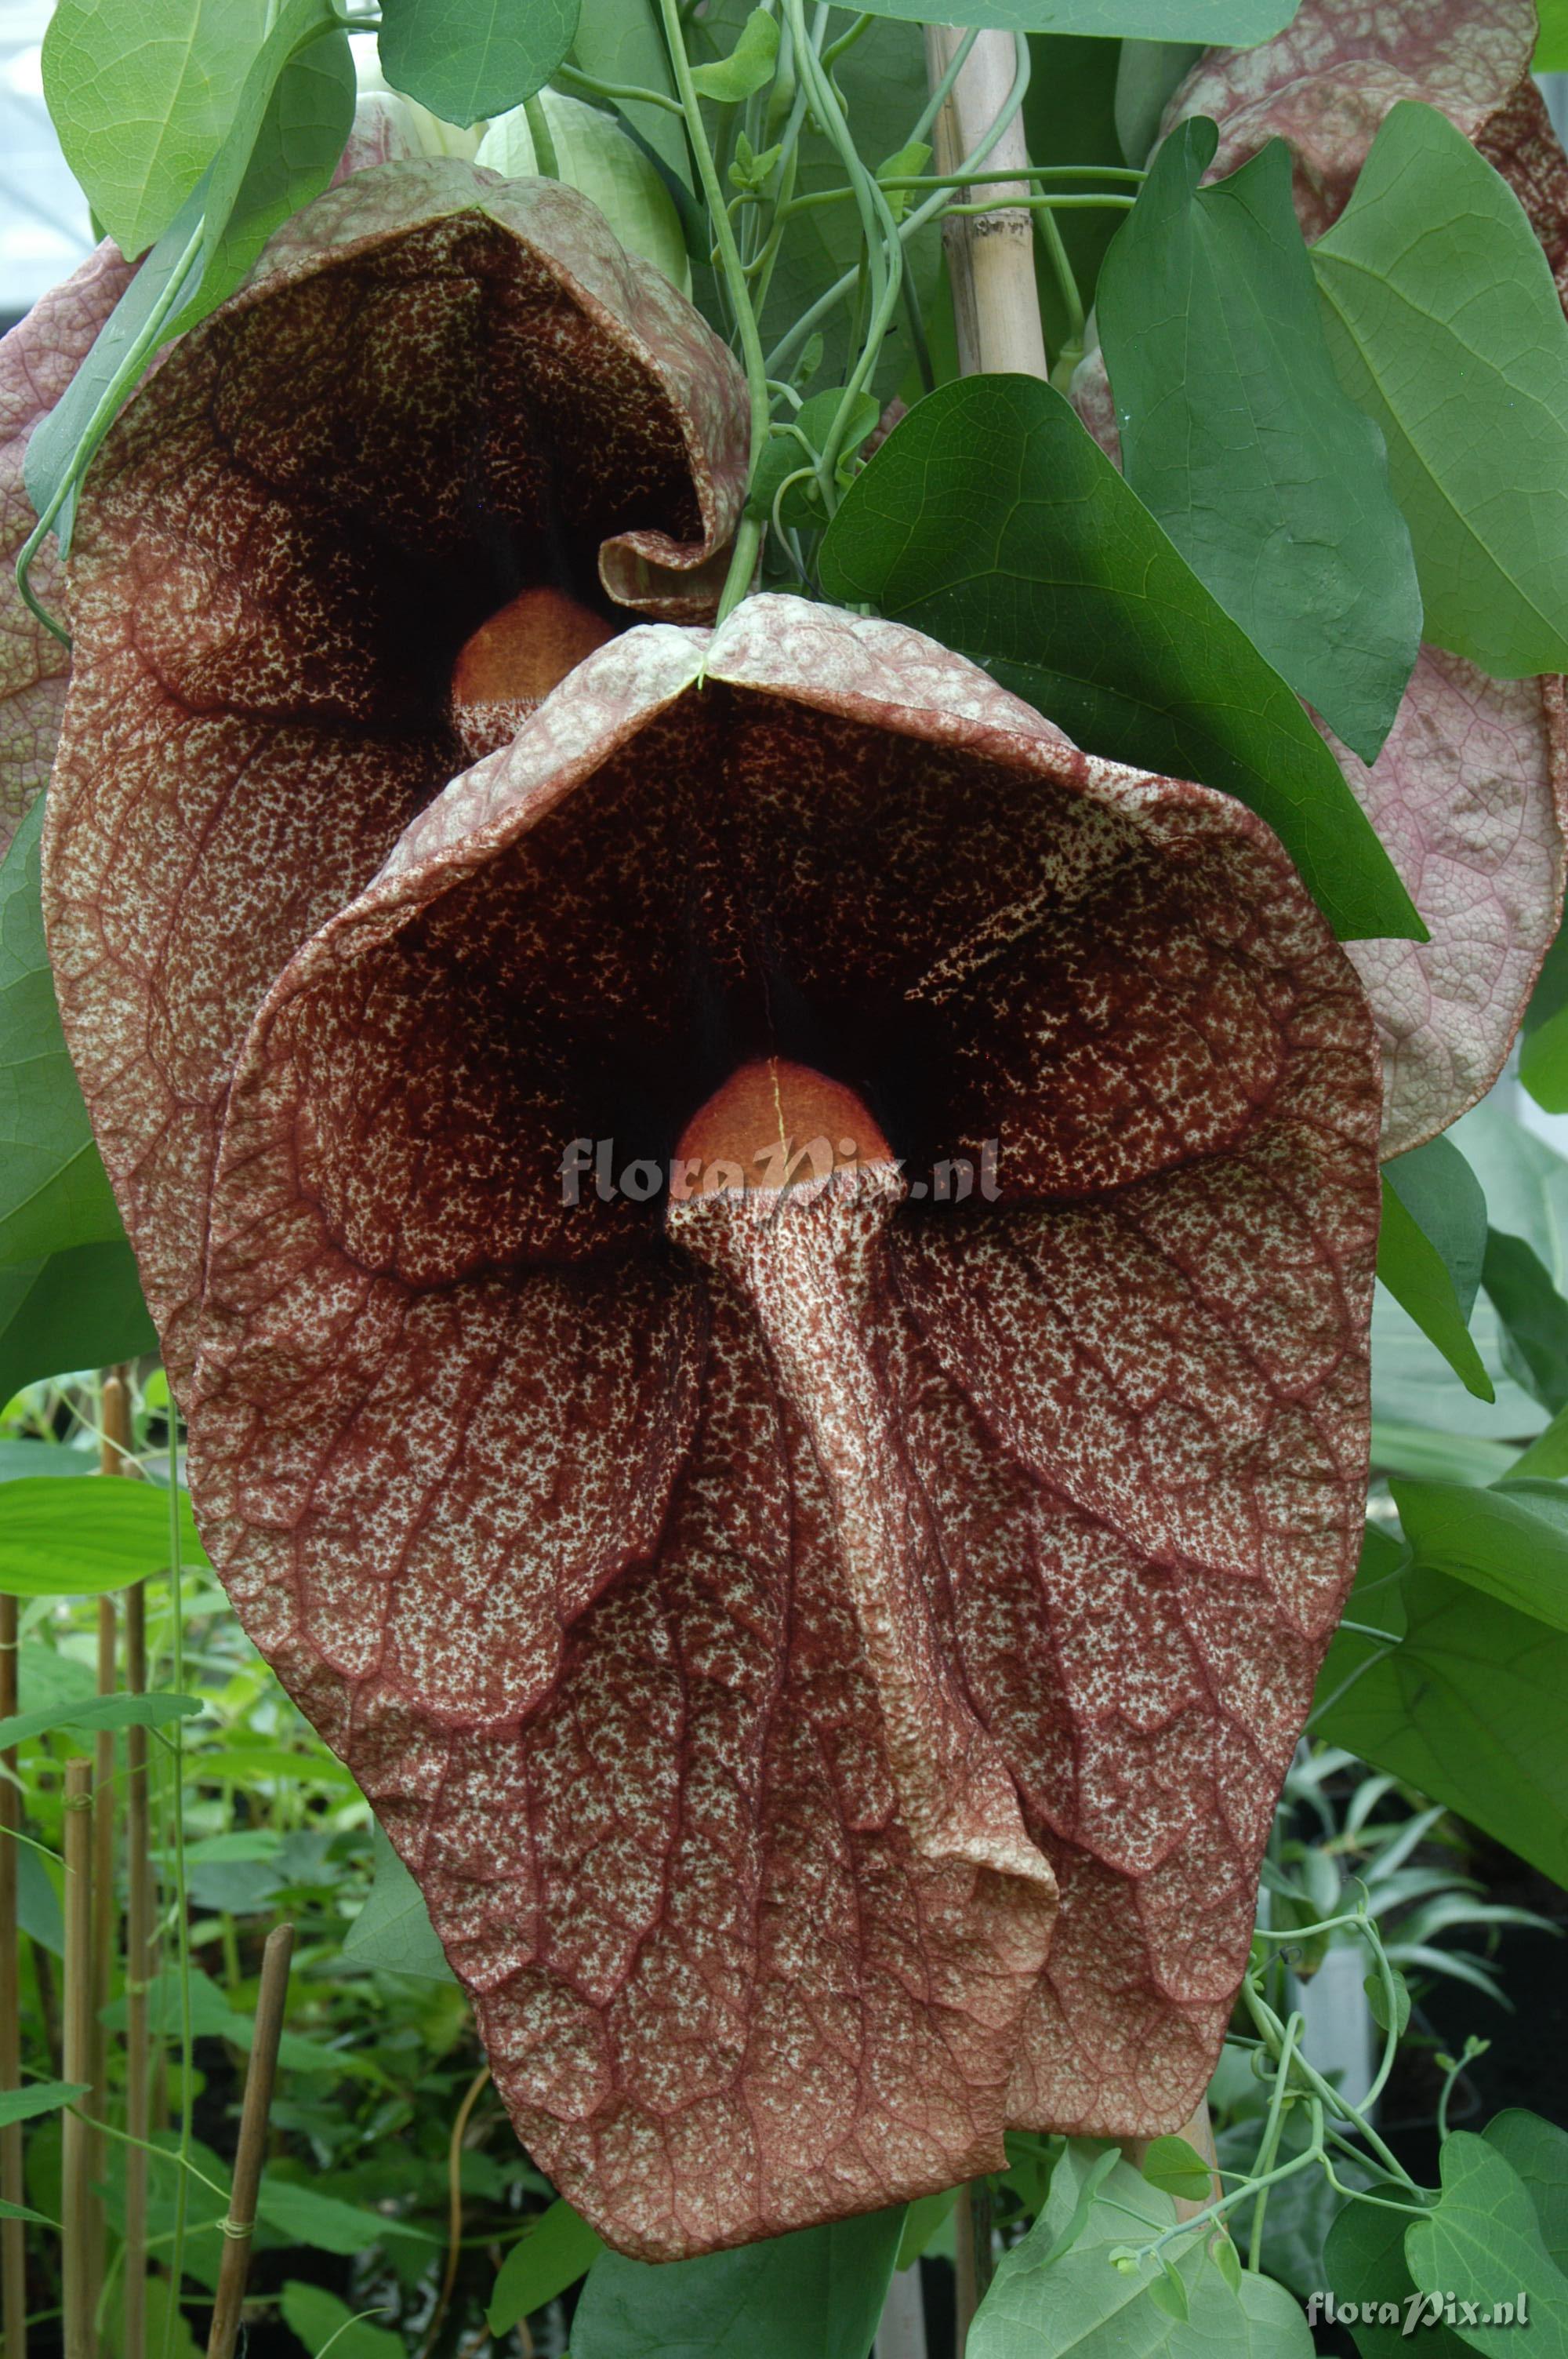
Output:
[
  {"xmin": 1080, "ymin": 0, "xmax": 1568, "ymax": 1158},
  {"xmin": 146, "ymin": 596, "xmax": 1382, "ymax": 2257}
]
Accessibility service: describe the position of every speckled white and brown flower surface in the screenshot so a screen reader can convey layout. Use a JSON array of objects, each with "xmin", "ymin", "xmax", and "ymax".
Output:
[
  {"xmin": 35, "ymin": 159, "xmax": 747, "ymax": 1391},
  {"xmin": 63, "ymin": 591, "xmax": 1382, "ymax": 2257}
]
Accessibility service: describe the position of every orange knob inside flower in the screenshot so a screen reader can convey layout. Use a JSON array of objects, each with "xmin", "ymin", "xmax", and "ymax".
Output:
[
  {"xmin": 450, "ymin": 587, "xmax": 618, "ymax": 761},
  {"xmin": 671, "ymin": 1057, "xmax": 894, "ymax": 1198}
]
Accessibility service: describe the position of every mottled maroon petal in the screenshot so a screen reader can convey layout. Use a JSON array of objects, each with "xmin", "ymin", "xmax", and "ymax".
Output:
[
  {"xmin": 42, "ymin": 161, "xmax": 747, "ymax": 1390},
  {"xmin": 183, "ymin": 596, "xmax": 1381, "ymax": 2254}
]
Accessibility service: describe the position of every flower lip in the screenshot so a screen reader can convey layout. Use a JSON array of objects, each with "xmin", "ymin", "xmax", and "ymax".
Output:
[{"xmin": 667, "ymin": 1056, "xmax": 895, "ymax": 1202}]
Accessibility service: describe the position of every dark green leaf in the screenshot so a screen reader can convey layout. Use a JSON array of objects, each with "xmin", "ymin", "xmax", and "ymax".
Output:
[
  {"xmin": 690, "ymin": 9, "xmax": 779, "ymax": 101},
  {"xmin": 0, "ymin": 801, "xmax": 123, "ymax": 1267},
  {"xmin": 1323, "ymin": 2188, "xmax": 1469, "ymax": 2359},
  {"xmin": 258, "ymin": 2178, "xmax": 439, "ymax": 2255},
  {"xmin": 342, "ymin": 1820, "xmax": 456, "ymax": 1983},
  {"xmin": 1364, "ymin": 1967, "xmax": 1410, "ymax": 2038},
  {"xmin": 969, "ymin": 2141, "xmax": 1312, "ymax": 2357},
  {"xmin": 1385, "ymin": 1139, "xmax": 1488, "ymax": 1322},
  {"xmin": 1515, "ymin": 1405, "xmax": 1568, "ymax": 1481},
  {"xmin": 1377, "ymin": 1139, "xmax": 1493, "ymax": 1404},
  {"xmin": 1485, "ymin": 2113, "xmax": 1568, "ymax": 2274},
  {"xmin": 1114, "ymin": 40, "xmax": 1203, "ymax": 165},
  {"xmin": 100, "ymin": 1961, "xmax": 344, "ymax": 2077},
  {"xmin": 1371, "ymin": 1281, "xmax": 1543, "ymax": 1448},
  {"xmin": 1521, "ymin": 914, "xmax": 1568, "ymax": 1114},
  {"xmin": 1406, "ymin": 2135, "xmax": 1568, "ymax": 2353},
  {"xmin": 818, "ymin": 376, "xmax": 1421, "ymax": 941},
  {"xmin": 695, "ymin": 0, "xmax": 940, "ymax": 403},
  {"xmin": 0, "ymin": 1244, "xmax": 155, "ymax": 1411},
  {"xmin": 1000, "ymin": 2133, "xmax": 1061, "ymax": 2224},
  {"xmin": 0, "ymin": 1441, "xmax": 96, "ymax": 1479},
  {"xmin": 0, "ymin": 2196, "xmax": 57, "ymax": 2226},
  {"xmin": 171, "ymin": 26, "xmax": 355, "ymax": 336},
  {"xmin": 1390, "ymin": 1475, "xmax": 1568, "ymax": 1632},
  {"xmin": 829, "ymin": 2, "xmax": 1301, "ymax": 37},
  {"xmin": 1454, "ymin": 1103, "xmax": 1568, "ymax": 1287},
  {"xmin": 281, "ymin": 2284, "xmax": 403, "ymax": 2359},
  {"xmin": 1138, "ymin": 2137, "xmax": 1214, "ymax": 2204},
  {"xmin": 572, "ymin": 2206, "xmax": 906, "ymax": 2359},
  {"xmin": 27, "ymin": 0, "xmax": 352, "ymax": 551},
  {"xmin": 16, "ymin": 1844, "xmax": 64, "ymax": 1957},
  {"xmin": 1541, "ymin": 1, "xmax": 1568, "ymax": 72},
  {"xmin": 1313, "ymin": 102, "xmax": 1568, "ymax": 679},
  {"xmin": 41, "ymin": 0, "xmax": 267, "ymax": 257},
  {"xmin": 0, "ymin": 1478, "xmax": 209, "ymax": 1598},
  {"xmin": 1022, "ymin": 35, "xmax": 1125, "ymax": 358},
  {"xmin": 1100, "ymin": 122, "xmax": 1419, "ymax": 760},
  {"xmin": 24, "ymin": 174, "xmax": 209, "ymax": 547},
  {"xmin": 1369, "ymin": 1424, "xmax": 1517, "ymax": 1487},
  {"xmin": 488, "ymin": 2200, "xmax": 604, "ymax": 2332},
  {"xmin": 96, "ymin": 2130, "xmax": 234, "ymax": 2292},
  {"xmin": 1483, "ymin": 1230, "xmax": 1568, "ymax": 1414},
  {"xmin": 571, "ymin": 0, "xmax": 688, "ymax": 187},
  {"xmin": 0, "ymin": 1691, "xmax": 200, "ymax": 1752},
  {"xmin": 748, "ymin": 387, "xmax": 880, "ymax": 529},
  {"xmin": 379, "ymin": 0, "xmax": 579, "ymax": 128},
  {"xmin": 896, "ymin": 2187, "xmax": 959, "ymax": 2269},
  {"xmin": 1316, "ymin": 1565, "xmax": 1568, "ymax": 1886},
  {"xmin": 0, "ymin": 2081, "xmax": 89, "ymax": 2130}
]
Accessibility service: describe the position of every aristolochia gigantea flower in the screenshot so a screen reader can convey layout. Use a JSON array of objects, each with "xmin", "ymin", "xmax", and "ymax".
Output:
[
  {"xmin": 48, "ymin": 583, "xmax": 1383, "ymax": 2255},
  {"xmin": 35, "ymin": 159, "xmax": 747, "ymax": 1390}
]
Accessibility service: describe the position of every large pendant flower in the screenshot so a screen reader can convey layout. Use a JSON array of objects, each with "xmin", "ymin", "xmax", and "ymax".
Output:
[
  {"xmin": 36, "ymin": 158, "xmax": 747, "ymax": 1386},
  {"xmin": 102, "ymin": 594, "xmax": 1386, "ymax": 2257}
]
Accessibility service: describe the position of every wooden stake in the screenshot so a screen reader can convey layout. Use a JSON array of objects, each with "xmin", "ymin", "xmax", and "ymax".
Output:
[
  {"xmin": 89, "ymin": 1598, "xmax": 114, "ymax": 2356},
  {"xmin": 62, "ymin": 1759, "xmax": 95, "ymax": 2359},
  {"xmin": 417, "ymin": 2063, "xmax": 492, "ymax": 2359},
  {"xmin": 95, "ymin": 1373, "xmax": 133, "ymax": 2358},
  {"xmin": 1, "ymin": 1592, "xmax": 26, "ymax": 2359},
  {"xmin": 952, "ymin": 2179, "xmax": 993, "ymax": 2356},
  {"xmin": 123, "ymin": 1572, "xmax": 151, "ymax": 2359},
  {"xmin": 923, "ymin": 27, "xmax": 1049, "ymax": 383},
  {"xmin": 203, "ymin": 1923, "xmax": 294, "ymax": 2359}
]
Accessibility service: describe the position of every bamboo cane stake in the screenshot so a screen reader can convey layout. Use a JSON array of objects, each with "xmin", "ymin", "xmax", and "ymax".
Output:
[
  {"xmin": 93, "ymin": 1373, "xmax": 134, "ymax": 2358},
  {"xmin": 952, "ymin": 2179, "xmax": 993, "ymax": 2355},
  {"xmin": 922, "ymin": 27, "xmax": 1049, "ymax": 382},
  {"xmin": 89, "ymin": 1595, "xmax": 114, "ymax": 2356},
  {"xmin": 62, "ymin": 1758, "xmax": 95, "ymax": 2359},
  {"xmin": 89, "ymin": 1376, "xmax": 132, "ymax": 2346},
  {"xmin": 416, "ymin": 2063, "xmax": 492, "ymax": 2359},
  {"xmin": 123, "ymin": 1568, "xmax": 151, "ymax": 2359},
  {"xmin": 203, "ymin": 1923, "xmax": 294, "ymax": 2359},
  {"xmin": 1, "ymin": 1591, "xmax": 25, "ymax": 2359}
]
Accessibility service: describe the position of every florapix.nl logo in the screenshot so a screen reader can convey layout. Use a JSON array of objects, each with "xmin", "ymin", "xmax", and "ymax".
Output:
[{"xmin": 558, "ymin": 1133, "xmax": 1001, "ymax": 1206}]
